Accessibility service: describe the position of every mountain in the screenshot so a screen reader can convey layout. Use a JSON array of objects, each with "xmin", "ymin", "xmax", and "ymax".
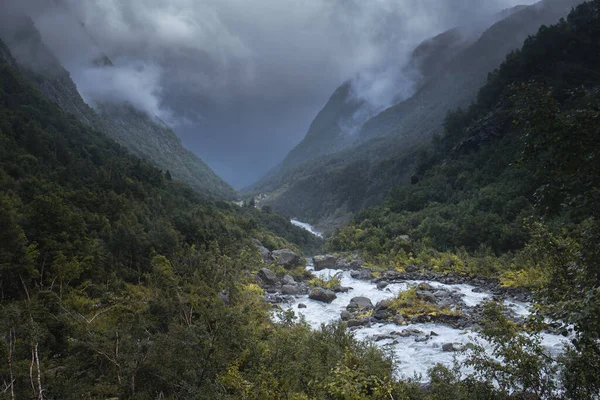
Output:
[
  {"xmin": 0, "ymin": 13, "xmax": 237, "ymax": 200},
  {"xmin": 249, "ymin": 0, "xmax": 585, "ymax": 230}
]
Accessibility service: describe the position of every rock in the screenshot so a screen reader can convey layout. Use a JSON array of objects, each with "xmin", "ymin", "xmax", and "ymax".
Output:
[
  {"xmin": 417, "ymin": 282, "xmax": 433, "ymax": 291},
  {"xmin": 347, "ymin": 297, "xmax": 374, "ymax": 311},
  {"xmin": 281, "ymin": 285, "xmax": 299, "ymax": 295},
  {"xmin": 415, "ymin": 336, "xmax": 429, "ymax": 343},
  {"xmin": 340, "ymin": 310, "xmax": 352, "ymax": 321},
  {"xmin": 433, "ymin": 290, "xmax": 451, "ymax": 298},
  {"xmin": 416, "ymin": 290, "xmax": 437, "ymax": 303},
  {"xmin": 309, "ymin": 288, "xmax": 337, "ymax": 303},
  {"xmin": 257, "ymin": 268, "xmax": 279, "ymax": 285},
  {"xmin": 442, "ymin": 343, "xmax": 458, "ymax": 352},
  {"xmin": 253, "ymin": 239, "xmax": 273, "ymax": 263},
  {"xmin": 405, "ymin": 265, "xmax": 419, "ymax": 273},
  {"xmin": 350, "ymin": 269, "xmax": 372, "ymax": 280},
  {"xmin": 375, "ymin": 299, "xmax": 393, "ymax": 311},
  {"xmin": 430, "ymin": 331, "xmax": 438, "ymax": 336},
  {"xmin": 373, "ymin": 334, "xmax": 395, "ymax": 342},
  {"xmin": 272, "ymin": 249, "xmax": 302, "ymax": 269},
  {"xmin": 313, "ymin": 254, "xmax": 338, "ymax": 270},
  {"xmin": 347, "ymin": 318, "xmax": 368, "ymax": 327},
  {"xmin": 333, "ymin": 285, "xmax": 351, "ymax": 293},
  {"xmin": 377, "ymin": 281, "xmax": 389, "ymax": 289},
  {"xmin": 373, "ymin": 310, "xmax": 392, "ymax": 321},
  {"xmin": 297, "ymin": 303, "xmax": 307, "ymax": 309},
  {"xmin": 337, "ymin": 254, "xmax": 363, "ymax": 269},
  {"xmin": 393, "ymin": 315, "xmax": 405, "ymax": 325},
  {"xmin": 403, "ymin": 328, "xmax": 424, "ymax": 336},
  {"xmin": 282, "ymin": 274, "xmax": 296, "ymax": 285}
]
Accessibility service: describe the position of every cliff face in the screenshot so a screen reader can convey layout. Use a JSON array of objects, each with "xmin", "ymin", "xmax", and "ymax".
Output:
[{"xmin": 0, "ymin": 14, "xmax": 237, "ymax": 200}]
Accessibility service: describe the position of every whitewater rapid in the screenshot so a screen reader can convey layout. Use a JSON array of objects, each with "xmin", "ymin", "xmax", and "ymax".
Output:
[
  {"xmin": 286, "ymin": 266, "xmax": 567, "ymax": 379},
  {"xmin": 286, "ymin": 220, "xmax": 567, "ymax": 379}
]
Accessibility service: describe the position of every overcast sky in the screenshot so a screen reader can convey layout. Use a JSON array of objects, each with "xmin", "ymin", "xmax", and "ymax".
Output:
[{"xmin": 6, "ymin": 0, "xmax": 534, "ymax": 188}]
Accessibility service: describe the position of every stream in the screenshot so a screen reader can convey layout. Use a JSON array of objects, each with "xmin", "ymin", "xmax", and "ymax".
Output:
[{"xmin": 284, "ymin": 221, "xmax": 568, "ymax": 379}]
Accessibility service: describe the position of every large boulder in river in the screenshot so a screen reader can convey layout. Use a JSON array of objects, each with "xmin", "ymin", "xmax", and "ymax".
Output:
[
  {"xmin": 313, "ymin": 254, "xmax": 338, "ymax": 270},
  {"xmin": 309, "ymin": 288, "xmax": 337, "ymax": 303},
  {"xmin": 272, "ymin": 249, "xmax": 302, "ymax": 269},
  {"xmin": 257, "ymin": 268, "xmax": 278, "ymax": 286},
  {"xmin": 347, "ymin": 297, "xmax": 374, "ymax": 311}
]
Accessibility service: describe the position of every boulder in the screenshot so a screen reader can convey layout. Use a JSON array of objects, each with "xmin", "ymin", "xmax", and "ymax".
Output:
[
  {"xmin": 417, "ymin": 282, "xmax": 433, "ymax": 291},
  {"xmin": 373, "ymin": 309, "xmax": 392, "ymax": 321},
  {"xmin": 340, "ymin": 310, "xmax": 352, "ymax": 321},
  {"xmin": 333, "ymin": 285, "xmax": 351, "ymax": 293},
  {"xmin": 282, "ymin": 274, "xmax": 296, "ymax": 285},
  {"xmin": 347, "ymin": 297, "xmax": 374, "ymax": 311},
  {"xmin": 375, "ymin": 299, "xmax": 393, "ymax": 311},
  {"xmin": 309, "ymin": 288, "xmax": 337, "ymax": 303},
  {"xmin": 252, "ymin": 239, "xmax": 272, "ymax": 262},
  {"xmin": 393, "ymin": 315, "xmax": 406, "ymax": 325},
  {"xmin": 298, "ymin": 303, "xmax": 307, "ymax": 309},
  {"xmin": 377, "ymin": 281, "xmax": 389, "ymax": 289},
  {"xmin": 281, "ymin": 285, "xmax": 299, "ymax": 295},
  {"xmin": 442, "ymin": 343, "xmax": 459, "ymax": 352},
  {"xmin": 337, "ymin": 255, "xmax": 363, "ymax": 269},
  {"xmin": 257, "ymin": 268, "xmax": 278, "ymax": 286},
  {"xmin": 350, "ymin": 269, "xmax": 372, "ymax": 280},
  {"xmin": 416, "ymin": 290, "xmax": 437, "ymax": 303},
  {"xmin": 347, "ymin": 318, "xmax": 368, "ymax": 327},
  {"xmin": 313, "ymin": 254, "xmax": 338, "ymax": 270},
  {"xmin": 272, "ymin": 249, "xmax": 302, "ymax": 269}
]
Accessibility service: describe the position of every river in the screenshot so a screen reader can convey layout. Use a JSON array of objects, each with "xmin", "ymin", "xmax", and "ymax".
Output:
[{"xmin": 285, "ymin": 221, "xmax": 567, "ymax": 379}]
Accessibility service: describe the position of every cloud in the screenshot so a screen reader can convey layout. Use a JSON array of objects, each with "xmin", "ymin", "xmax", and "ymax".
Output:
[{"xmin": 2, "ymin": 0, "xmax": 537, "ymax": 187}]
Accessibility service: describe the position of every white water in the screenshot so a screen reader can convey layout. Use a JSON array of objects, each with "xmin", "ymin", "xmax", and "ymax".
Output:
[
  {"xmin": 285, "ymin": 266, "xmax": 568, "ymax": 379},
  {"xmin": 291, "ymin": 219, "xmax": 323, "ymax": 237}
]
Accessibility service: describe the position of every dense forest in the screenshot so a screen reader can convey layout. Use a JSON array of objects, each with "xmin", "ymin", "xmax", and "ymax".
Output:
[
  {"xmin": 1, "ymin": 1, "xmax": 600, "ymax": 399},
  {"xmin": 331, "ymin": 1, "xmax": 600, "ymax": 397}
]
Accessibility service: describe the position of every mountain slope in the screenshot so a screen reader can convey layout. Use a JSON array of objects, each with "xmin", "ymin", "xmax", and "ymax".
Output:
[
  {"xmin": 249, "ymin": 0, "xmax": 585, "ymax": 229},
  {"xmin": 0, "ymin": 14, "xmax": 237, "ymax": 200}
]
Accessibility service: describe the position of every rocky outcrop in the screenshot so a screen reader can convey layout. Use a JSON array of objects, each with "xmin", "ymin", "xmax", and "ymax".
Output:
[
  {"xmin": 309, "ymin": 288, "xmax": 337, "ymax": 303},
  {"xmin": 272, "ymin": 249, "xmax": 302, "ymax": 269}
]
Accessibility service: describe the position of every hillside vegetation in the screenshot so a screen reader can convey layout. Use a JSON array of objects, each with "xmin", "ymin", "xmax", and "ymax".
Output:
[{"xmin": 330, "ymin": 2, "xmax": 600, "ymax": 396}]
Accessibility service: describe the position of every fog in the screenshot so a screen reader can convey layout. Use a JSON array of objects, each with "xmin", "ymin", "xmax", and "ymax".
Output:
[{"xmin": 3, "ymin": 0, "xmax": 535, "ymax": 187}]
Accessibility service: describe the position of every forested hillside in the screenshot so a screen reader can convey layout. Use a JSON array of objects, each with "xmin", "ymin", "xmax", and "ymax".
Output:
[
  {"xmin": 330, "ymin": 2, "xmax": 600, "ymax": 396},
  {"xmin": 250, "ymin": 0, "xmax": 584, "ymax": 229},
  {"xmin": 0, "ymin": 14, "xmax": 237, "ymax": 200}
]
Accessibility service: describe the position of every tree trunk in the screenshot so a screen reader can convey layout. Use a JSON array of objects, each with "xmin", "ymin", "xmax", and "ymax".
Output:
[
  {"xmin": 35, "ymin": 342, "xmax": 43, "ymax": 400},
  {"xmin": 7, "ymin": 328, "xmax": 15, "ymax": 400}
]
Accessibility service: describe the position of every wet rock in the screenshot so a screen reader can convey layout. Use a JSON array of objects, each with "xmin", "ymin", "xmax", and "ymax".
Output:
[
  {"xmin": 375, "ymin": 299, "xmax": 393, "ymax": 311},
  {"xmin": 350, "ymin": 269, "xmax": 372, "ymax": 280},
  {"xmin": 282, "ymin": 274, "xmax": 296, "ymax": 285},
  {"xmin": 272, "ymin": 249, "xmax": 302, "ymax": 269},
  {"xmin": 442, "ymin": 343, "xmax": 459, "ymax": 352},
  {"xmin": 381, "ymin": 270, "xmax": 403, "ymax": 281},
  {"xmin": 281, "ymin": 285, "xmax": 299, "ymax": 295},
  {"xmin": 393, "ymin": 315, "xmax": 405, "ymax": 325},
  {"xmin": 297, "ymin": 303, "xmax": 307, "ymax": 309},
  {"xmin": 430, "ymin": 331, "xmax": 438, "ymax": 336},
  {"xmin": 433, "ymin": 290, "xmax": 451, "ymax": 298},
  {"xmin": 333, "ymin": 285, "xmax": 351, "ymax": 293},
  {"xmin": 347, "ymin": 318, "xmax": 368, "ymax": 327},
  {"xmin": 340, "ymin": 310, "xmax": 352, "ymax": 321},
  {"xmin": 377, "ymin": 281, "xmax": 389, "ymax": 289},
  {"xmin": 347, "ymin": 296, "xmax": 374, "ymax": 311},
  {"xmin": 403, "ymin": 328, "xmax": 424, "ymax": 336},
  {"xmin": 374, "ymin": 334, "xmax": 396, "ymax": 342},
  {"xmin": 313, "ymin": 254, "xmax": 338, "ymax": 270},
  {"xmin": 415, "ymin": 336, "xmax": 429, "ymax": 343},
  {"xmin": 309, "ymin": 288, "xmax": 337, "ymax": 303},
  {"xmin": 417, "ymin": 282, "xmax": 433, "ymax": 291},
  {"xmin": 373, "ymin": 310, "xmax": 392, "ymax": 321},
  {"xmin": 257, "ymin": 268, "xmax": 279, "ymax": 286}
]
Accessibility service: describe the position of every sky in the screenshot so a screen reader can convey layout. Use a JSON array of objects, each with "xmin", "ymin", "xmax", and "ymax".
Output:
[{"xmin": 4, "ymin": 0, "xmax": 535, "ymax": 188}]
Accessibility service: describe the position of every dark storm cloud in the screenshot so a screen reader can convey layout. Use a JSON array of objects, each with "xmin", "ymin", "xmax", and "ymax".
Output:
[{"xmin": 4, "ymin": 0, "xmax": 535, "ymax": 187}]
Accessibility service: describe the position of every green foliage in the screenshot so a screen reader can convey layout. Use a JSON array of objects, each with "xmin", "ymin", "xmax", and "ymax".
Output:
[{"xmin": 389, "ymin": 287, "xmax": 461, "ymax": 319}]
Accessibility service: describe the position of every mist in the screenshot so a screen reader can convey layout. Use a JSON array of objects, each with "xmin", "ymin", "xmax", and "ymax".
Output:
[{"xmin": 3, "ymin": 0, "xmax": 535, "ymax": 188}]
